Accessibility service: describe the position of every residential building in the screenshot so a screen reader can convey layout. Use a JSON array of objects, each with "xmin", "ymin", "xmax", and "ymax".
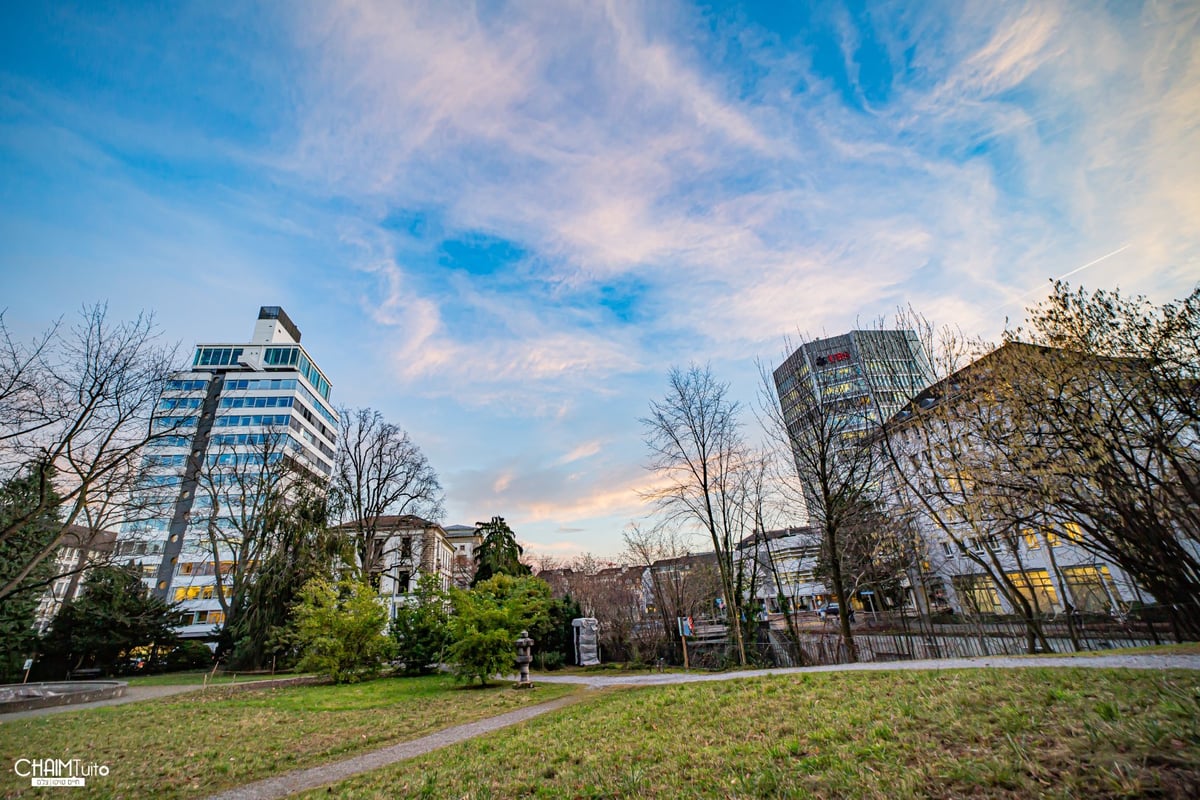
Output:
[
  {"xmin": 644, "ymin": 552, "xmax": 722, "ymax": 622},
  {"xmin": 331, "ymin": 515, "xmax": 455, "ymax": 619},
  {"xmin": 735, "ymin": 527, "xmax": 830, "ymax": 614},
  {"xmin": 877, "ymin": 341, "xmax": 1151, "ymax": 618},
  {"xmin": 33, "ymin": 525, "xmax": 117, "ymax": 633},
  {"xmin": 118, "ymin": 306, "xmax": 339, "ymax": 639},
  {"xmin": 444, "ymin": 523, "xmax": 483, "ymax": 588}
]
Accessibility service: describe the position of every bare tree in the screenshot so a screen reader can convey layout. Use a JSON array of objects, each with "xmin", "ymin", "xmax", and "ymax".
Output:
[
  {"xmin": 761, "ymin": 341, "xmax": 890, "ymax": 662},
  {"xmin": 0, "ymin": 305, "xmax": 180, "ymax": 602},
  {"xmin": 333, "ymin": 408, "xmax": 443, "ymax": 581},
  {"xmin": 190, "ymin": 425, "xmax": 348, "ymax": 666},
  {"xmin": 997, "ymin": 284, "xmax": 1200, "ymax": 639},
  {"xmin": 867, "ymin": 318, "xmax": 1061, "ymax": 653},
  {"xmin": 196, "ymin": 430, "xmax": 289, "ymax": 627},
  {"xmin": 546, "ymin": 557, "xmax": 646, "ymax": 662},
  {"xmin": 623, "ymin": 523, "xmax": 719, "ymax": 663},
  {"xmin": 641, "ymin": 365, "xmax": 751, "ymax": 665}
]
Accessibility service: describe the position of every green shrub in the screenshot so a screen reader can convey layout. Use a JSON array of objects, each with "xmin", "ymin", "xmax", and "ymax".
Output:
[
  {"xmin": 390, "ymin": 575, "xmax": 452, "ymax": 675},
  {"xmin": 446, "ymin": 575, "xmax": 552, "ymax": 685},
  {"xmin": 294, "ymin": 577, "xmax": 394, "ymax": 683},
  {"xmin": 166, "ymin": 641, "xmax": 214, "ymax": 672}
]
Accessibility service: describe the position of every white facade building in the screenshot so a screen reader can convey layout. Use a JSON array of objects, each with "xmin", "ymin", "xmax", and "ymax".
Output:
[
  {"xmin": 33, "ymin": 525, "xmax": 117, "ymax": 633},
  {"xmin": 443, "ymin": 523, "xmax": 482, "ymax": 588},
  {"xmin": 333, "ymin": 515, "xmax": 456, "ymax": 618},
  {"xmin": 878, "ymin": 342, "xmax": 1150, "ymax": 619},
  {"xmin": 736, "ymin": 527, "xmax": 832, "ymax": 614},
  {"xmin": 118, "ymin": 307, "xmax": 338, "ymax": 639}
]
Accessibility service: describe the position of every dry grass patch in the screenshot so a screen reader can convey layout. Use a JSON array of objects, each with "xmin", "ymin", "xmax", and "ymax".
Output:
[
  {"xmin": 300, "ymin": 668, "xmax": 1200, "ymax": 799},
  {"xmin": 0, "ymin": 675, "xmax": 577, "ymax": 799}
]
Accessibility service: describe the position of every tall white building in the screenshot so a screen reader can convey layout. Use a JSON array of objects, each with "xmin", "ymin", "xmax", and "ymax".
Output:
[{"xmin": 118, "ymin": 307, "xmax": 338, "ymax": 639}]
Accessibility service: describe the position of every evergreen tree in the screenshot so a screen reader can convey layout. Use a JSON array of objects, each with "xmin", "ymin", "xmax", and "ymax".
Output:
[
  {"xmin": 471, "ymin": 516, "xmax": 531, "ymax": 586},
  {"xmin": 294, "ymin": 576, "xmax": 394, "ymax": 683},
  {"xmin": 224, "ymin": 486, "xmax": 346, "ymax": 670},
  {"xmin": 390, "ymin": 574, "xmax": 452, "ymax": 675},
  {"xmin": 447, "ymin": 574, "xmax": 551, "ymax": 685},
  {"xmin": 0, "ymin": 468, "xmax": 61, "ymax": 680},
  {"xmin": 40, "ymin": 566, "xmax": 179, "ymax": 675}
]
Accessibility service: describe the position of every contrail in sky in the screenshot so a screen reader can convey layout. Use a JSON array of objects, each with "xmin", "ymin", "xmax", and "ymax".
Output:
[{"xmin": 1012, "ymin": 243, "xmax": 1131, "ymax": 303}]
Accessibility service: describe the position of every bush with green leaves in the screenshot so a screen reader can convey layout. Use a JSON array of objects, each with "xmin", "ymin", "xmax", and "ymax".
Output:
[
  {"xmin": 447, "ymin": 574, "xmax": 552, "ymax": 686},
  {"xmin": 165, "ymin": 640, "xmax": 214, "ymax": 672},
  {"xmin": 294, "ymin": 576, "xmax": 394, "ymax": 683},
  {"xmin": 390, "ymin": 574, "xmax": 451, "ymax": 675}
]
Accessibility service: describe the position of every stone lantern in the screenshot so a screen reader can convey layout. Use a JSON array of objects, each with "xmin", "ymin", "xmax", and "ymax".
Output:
[{"xmin": 514, "ymin": 630, "xmax": 534, "ymax": 689}]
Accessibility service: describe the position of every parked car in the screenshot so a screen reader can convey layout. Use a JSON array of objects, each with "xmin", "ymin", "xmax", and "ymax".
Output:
[{"xmin": 818, "ymin": 603, "xmax": 855, "ymax": 622}]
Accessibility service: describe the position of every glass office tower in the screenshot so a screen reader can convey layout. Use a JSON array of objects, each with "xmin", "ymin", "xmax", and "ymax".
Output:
[{"xmin": 118, "ymin": 307, "xmax": 338, "ymax": 638}]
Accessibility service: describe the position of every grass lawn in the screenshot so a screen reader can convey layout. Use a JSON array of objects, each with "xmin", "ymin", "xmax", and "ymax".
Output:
[
  {"xmin": 298, "ymin": 668, "xmax": 1200, "ymax": 799},
  {"xmin": 1063, "ymin": 642, "xmax": 1200, "ymax": 657},
  {"xmin": 124, "ymin": 670, "xmax": 312, "ymax": 687},
  {"xmin": 0, "ymin": 675, "xmax": 578, "ymax": 799}
]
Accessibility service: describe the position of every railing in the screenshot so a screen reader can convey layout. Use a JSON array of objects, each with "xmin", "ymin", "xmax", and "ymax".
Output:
[
  {"xmin": 766, "ymin": 612, "xmax": 1165, "ymax": 666},
  {"xmin": 680, "ymin": 611, "xmax": 1169, "ymax": 669}
]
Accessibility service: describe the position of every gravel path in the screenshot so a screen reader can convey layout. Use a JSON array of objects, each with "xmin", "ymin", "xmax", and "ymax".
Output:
[
  {"xmin": 530, "ymin": 653, "xmax": 1200, "ymax": 688},
  {"xmin": 197, "ymin": 653, "xmax": 1199, "ymax": 800},
  {"xmin": 203, "ymin": 693, "xmax": 585, "ymax": 800}
]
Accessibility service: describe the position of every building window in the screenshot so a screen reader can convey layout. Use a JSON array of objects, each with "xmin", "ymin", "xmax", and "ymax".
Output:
[
  {"xmin": 1021, "ymin": 530, "xmax": 1040, "ymax": 550},
  {"xmin": 952, "ymin": 574, "xmax": 1002, "ymax": 615},
  {"xmin": 194, "ymin": 347, "xmax": 244, "ymax": 367},
  {"xmin": 1062, "ymin": 523, "xmax": 1085, "ymax": 544},
  {"xmin": 1061, "ymin": 565, "xmax": 1120, "ymax": 614},
  {"xmin": 1005, "ymin": 569, "xmax": 1058, "ymax": 613}
]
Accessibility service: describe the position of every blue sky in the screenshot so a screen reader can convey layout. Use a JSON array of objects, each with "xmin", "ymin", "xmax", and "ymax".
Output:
[{"xmin": 2, "ymin": 0, "xmax": 1198, "ymax": 560}]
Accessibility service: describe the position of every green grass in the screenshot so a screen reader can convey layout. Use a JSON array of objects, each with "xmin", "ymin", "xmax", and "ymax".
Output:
[
  {"xmin": 123, "ymin": 670, "xmax": 310, "ymax": 687},
  {"xmin": 1058, "ymin": 642, "xmax": 1200, "ymax": 657},
  {"xmin": 0, "ymin": 675, "xmax": 578, "ymax": 799},
  {"xmin": 297, "ymin": 668, "xmax": 1200, "ymax": 799}
]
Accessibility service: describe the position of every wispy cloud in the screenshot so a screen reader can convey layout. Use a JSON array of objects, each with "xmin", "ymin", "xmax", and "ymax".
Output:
[{"xmin": 5, "ymin": 0, "xmax": 1197, "ymax": 556}]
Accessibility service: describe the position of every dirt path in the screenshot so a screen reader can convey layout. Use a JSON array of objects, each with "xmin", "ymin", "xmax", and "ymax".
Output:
[{"xmin": 203, "ymin": 693, "xmax": 585, "ymax": 800}]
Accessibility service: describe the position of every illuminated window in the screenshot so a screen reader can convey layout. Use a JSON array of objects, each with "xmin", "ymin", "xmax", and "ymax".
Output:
[
  {"xmin": 1022, "ymin": 529, "xmax": 1040, "ymax": 550},
  {"xmin": 1006, "ymin": 569, "xmax": 1058, "ymax": 613},
  {"xmin": 952, "ymin": 574, "xmax": 1002, "ymax": 615},
  {"xmin": 1061, "ymin": 565, "xmax": 1120, "ymax": 614}
]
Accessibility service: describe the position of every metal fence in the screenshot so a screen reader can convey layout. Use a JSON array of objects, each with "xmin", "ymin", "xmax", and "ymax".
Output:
[
  {"xmin": 778, "ymin": 615, "xmax": 1164, "ymax": 667},
  {"xmin": 687, "ymin": 613, "xmax": 1167, "ymax": 669}
]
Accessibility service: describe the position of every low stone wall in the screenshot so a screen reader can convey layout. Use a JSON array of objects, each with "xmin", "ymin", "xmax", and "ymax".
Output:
[{"xmin": 0, "ymin": 681, "xmax": 127, "ymax": 713}]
